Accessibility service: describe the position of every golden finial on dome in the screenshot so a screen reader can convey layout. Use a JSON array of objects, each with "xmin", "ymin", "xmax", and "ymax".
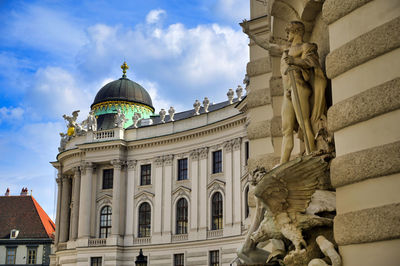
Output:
[{"xmin": 121, "ymin": 61, "xmax": 129, "ymax": 78}]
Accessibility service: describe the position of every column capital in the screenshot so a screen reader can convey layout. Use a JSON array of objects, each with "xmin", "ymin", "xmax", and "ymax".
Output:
[
  {"xmin": 73, "ymin": 166, "xmax": 80, "ymax": 176},
  {"xmin": 232, "ymin": 137, "xmax": 241, "ymax": 151},
  {"xmin": 111, "ymin": 159, "xmax": 124, "ymax": 169},
  {"xmin": 198, "ymin": 148, "xmax": 209, "ymax": 159},
  {"xmin": 190, "ymin": 150, "xmax": 199, "ymax": 160},
  {"xmin": 164, "ymin": 155, "xmax": 174, "ymax": 166},
  {"xmin": 223, "ymin": 140, "xmax": 233, "ymax": 152},
  {"xmin": 127, "ymin": 160, "xmax": 137, "ymax": 169},
  {"xmin": 80, "ymin": 162, "xmax": 94, "ymax": 175},
  {"xmin": 155, "ymin": 156, "xmax": 164, "ymax": 167},
  {"xmin": 56, "ymin": 177, "xmax": 62, "ymax": 185}
]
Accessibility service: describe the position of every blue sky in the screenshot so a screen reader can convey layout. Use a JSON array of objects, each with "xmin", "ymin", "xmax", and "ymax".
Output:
[{"xmin": 0, "ymin": 0, "xmax": 249, "ymax": 219}]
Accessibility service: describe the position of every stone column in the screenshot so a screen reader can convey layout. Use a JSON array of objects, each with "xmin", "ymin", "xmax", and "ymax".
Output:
[
  {"xmin": 232, "ymin": 138, "xmax": 242, "ymax": 234},
  {"xmin": 198, "ymin": 148, "xmax": 208, "ymax": 239},
  {"xmin": 189, "ymin": 150, "xmax": 199, "ymax": 240},
  {"xmin": 111, "ymin": 160, "xmax": 124, "ymax": 236},
  {"xmin": 55, "ymin": 173, "xmax": 63, "ymax": 245},
  {"xmin": 322, "ymin": 1, "xmax": 400, "ymax": 264},
  {"xmin": 162, "ymin": 155, "xmax": 173, "ymax": 242},
  {"xmin": 153, "ymin": 157, "xmax": 164, "ymax": 241},
  {"xmin": 223, "ymin": 141, "xmax": 233, "ymax": 236},
  {"xmin": 59, "ymin": 175, "xmax": 72, "ymax": 243},
  {"xmin": 78, "ymin": 162, "xmax": 94, "ymax": 238},
  {"xmin": 125, "ymin": 160, "xmax": 137, "ymax": 244},
  {"xmin": 71, "ymin": 167, "xmax": 81, "ymax": 240}
]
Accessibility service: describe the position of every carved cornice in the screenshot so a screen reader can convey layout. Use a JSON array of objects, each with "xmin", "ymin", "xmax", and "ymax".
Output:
[
  {"xmin": 111, "ymin": 159, "xmax": 124, "ymax": 169},
  {"xmin": 127, "ymin": 160, "xmax": 137, "ymax": 170},
  {"xmin": 163, "ymin": 155, "xmax": 174, "ymax": 166},
  {"xmin": 127, "ymin": 116, "xmax": 246, "ymax": 150}
]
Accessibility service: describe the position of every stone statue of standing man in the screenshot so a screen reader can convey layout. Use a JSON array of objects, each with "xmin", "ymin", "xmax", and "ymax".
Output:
[{"xmin": 241, "ymin": 20, "xmax": 327, "ymax": 164}]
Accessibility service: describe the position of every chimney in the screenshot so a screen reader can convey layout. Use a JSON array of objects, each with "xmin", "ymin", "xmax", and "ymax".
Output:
[{"xmin": 20, "ymin": 187, "xmax": 28, "ymax": 196}]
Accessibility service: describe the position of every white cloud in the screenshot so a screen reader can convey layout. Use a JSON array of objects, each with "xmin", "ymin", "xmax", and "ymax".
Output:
[
  {"xmin": 0, "ymin": 106, "xmax": 24, "ymax": 124},
  {"xmin": 213, "ymin": 0, "xmax": 250, "ymax": 22},
  {"xmin": 146, "ymin": 9, "xmax": 166, "ymax": 24}
]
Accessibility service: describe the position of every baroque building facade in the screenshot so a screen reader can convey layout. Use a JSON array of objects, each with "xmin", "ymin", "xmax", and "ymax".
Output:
[{"xmin": 51, "ymin": 67, "xmax": 250, "ymax": 265}]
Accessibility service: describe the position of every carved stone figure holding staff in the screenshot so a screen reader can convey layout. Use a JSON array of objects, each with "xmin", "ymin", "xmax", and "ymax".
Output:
[{"xmin": 241, "ymin": 20, "xmax": 327, "ymax": 164}]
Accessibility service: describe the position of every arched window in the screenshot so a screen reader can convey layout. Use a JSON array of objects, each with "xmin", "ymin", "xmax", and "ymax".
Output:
[
  {"xmin": 176, "ymin": 198, "xmax": 188, "ymax": 234},
  {"xmin": 245, "ymin": 186, "xmax": 250, "ymax": 219},
  {"xmin": 99, "ymin": 206, "xmax": 112, "ymax": 238},
  {"xmin": 211, "ymin": 192, "xmax": 223, "ymax": 230},
  {"xmin": 138, "ymin": 202, "xmax": 151, "ymax": 237}
]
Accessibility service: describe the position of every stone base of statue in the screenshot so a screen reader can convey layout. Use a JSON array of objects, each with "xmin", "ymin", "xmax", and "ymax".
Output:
[{"xmin": 237, "ymin": 154, "xmax": 341, "ymax": 266}]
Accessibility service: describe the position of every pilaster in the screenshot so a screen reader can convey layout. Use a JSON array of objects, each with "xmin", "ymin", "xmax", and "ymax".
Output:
[
  {"xmin": 223, "ymin": 141, "xmax": 233, "ymax": 236},
  {"xmin": 71, "ymin": 167, "xmax": 81, "ymax": 240},
  {"xmin": 232, "ymin": 138, "xmax": 242, "ymax": 234},
  {"xmin": 111, "ymin": 159, "xmax": 124, "ymax": 238},
  {"xmin": 162, "ymin": 155, "xmax": 173, "ymax": 242},
  {"xmin": 78, "ymin": 162, "xmax": 94, "ymax": 239},
  {"xmin": 59, "ymin": 175, "xmax": 71, "ymax": 243},
  {"xmin": 198, "ymin": 148, "xmax": 208, "ymax": 239},
  {"xmin": 153, "ymin": 156, "xmax": 164, "ymax": 242},
  {"xmin": 55, "ymin": 174, "xmax": 62, "ymax": 245},
  {"xmin": 125, "ymin": 160, "xmax": 137, "ymax": 245},
  {"xmin": 189, "ymin": 150, "xmax": 199, "ymax": 240}
]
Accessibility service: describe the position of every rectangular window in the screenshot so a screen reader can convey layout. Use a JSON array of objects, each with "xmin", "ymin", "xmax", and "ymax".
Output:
[
  {"xmin": 209, "ymin": 250, "xmax": 219, "ymax": 266},
  {"xmin": 177, "ymin": 158, "xmax": 188, "ymax": 180},
  {"xmin": 245, "ymin": 141, "xmax": 249, "ymax": 165},
  {"xmin": 91, "ymin": 257, "xmax": 102, "ymax": 266},
  {"xmin": 212, "ymin": 150, "xmax": 222, "ymax": 174},
  {"xmin": 174, "ymin": 253, "xmax": 184, "ymax": 266},
  {"xmin": 27, "ymin": 247, "xmax": 37, "ymax": 264},
  {"xmin": 102, "ymin": 169, "xmax": 113, "ymax": 189},
  {"xmin": 141, "ymin": 164, "xmax": 151, "ymax": 185},
  {"xmin": 6, "ymin": 247, "xmax": 16, "ymax": 264}
]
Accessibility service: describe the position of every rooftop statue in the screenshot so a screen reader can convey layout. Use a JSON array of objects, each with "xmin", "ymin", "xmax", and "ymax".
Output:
[
  {"xmin": 227, "ymin": 88, "xmax": 234, "ymax": 104},
  {"xmin": 168, "ymin": 106, "xmax": 175, "ymax": 121},
  {"xmin": 159, "ymin": 109, "xmax": 166, "ymax": 123},
  {"xmin": 203, "ymin": 97, "xmax": 210, "ymax": 113},
  {"xmin": 193, "ymin": 100, "xmax": 201, "ymax": 115},
  {"xmin": 62, "ymin": 110, "xmax": 86, "ymax": 136},
  {"xmin": 115, "ymin": 108, "xmax": 127, "ymax": 128},
  {"xmin": 82, "ymin": 110, "xmax": 97, "ymax": 132},
  {"xmin": 132, "ymin": 112, "xmax": 142, "ymax": 128},
  {"xmin": 241, "ymin": 20, "xmax": 328, "ymax": 164}
]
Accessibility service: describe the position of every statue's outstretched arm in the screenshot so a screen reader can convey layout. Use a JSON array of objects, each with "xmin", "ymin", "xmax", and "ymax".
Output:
[{"xmin": 240, "ymin": 19, "xmax": 282, "ymax": 53}]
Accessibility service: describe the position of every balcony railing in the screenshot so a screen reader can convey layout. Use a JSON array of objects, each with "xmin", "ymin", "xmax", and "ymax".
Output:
[
  {"xmin": 207, "ymin": 229, "xmax": 223, "ymax": 239},
  {"xmin": 134, "ymin": 237, "xmax": 151, "ymax": 245},
  {"xmin": 88, "ymin": 128, "xmax": 124, "ymax": 142},
  {"xmin": 88, "ymin": 238, "xmax": 106, "ymax": 247},
  {"xmin": 172, "ymin": 234, "xmax": 188, "ymax": 242}
]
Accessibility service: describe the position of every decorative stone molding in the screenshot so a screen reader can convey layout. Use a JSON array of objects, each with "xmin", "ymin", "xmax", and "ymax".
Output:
[
  {"xmin": 328, "ymin": 78, "xmax": 400, "ymax": 132},
  {"xmin": 232, "ymin": 138, "xmax": 241, "ymax": 151},
  {"xmin": 154, "ymin": 157, "xmax": 164, "ymax": 167},
  {"xmin": 331, "ymin": 141, "xmax": 400, "ymax": 188},
  {"xmin": 326, "ymin": 17, "xmax": 400, "ymax": 79},
  {"xmin": 223, "ymin": 141, "xmax": 233, "ymax": 152},
  {"xmin": 127, "ymin": 160, "xmax": 137, "ymax": 170},
  {"xmin": 127, "ymin": 116, "xmax": 246, "ymax": 150},
  {"xmin": 189, "ymin": 150, "xmax": 199, "ymax": 160},
  {"xmin": 111, "ymin": 159, "xmax": 124, "ymax": 169},
  {"xmin": 246, "ymin": 57, "xmax": 271, "ymax": 77},
  {"xmin": 198, "ymin": 148, "xmax": 208, "ymax": 159},
  {"xmin": 163, "ymin": 155, "xmax": 174, "ymax": 166},
  {"xmin": 172, "ymin": 186, "xmax": 191, "ymax": 202},
  {"xmin": 134, "ymin": 190, "xmax": 155, "ymax": 203},
  {"xmin": 270, "ymin": 76, "xmax": 283, "ymax": 97},
  {"xmin": 207, "ymin": 179, "xmax": 225, "ymax": 197},
  {"xmin": 322, "ymin": 0, "xmax": 372, "ymax": 25},
  {"xmin": 334, "ymin": 203, "xmax": 400, "ymax": 245},
  {"xmin": 247, "ymin": 87, "xmax": 271, "ymax": 108}
]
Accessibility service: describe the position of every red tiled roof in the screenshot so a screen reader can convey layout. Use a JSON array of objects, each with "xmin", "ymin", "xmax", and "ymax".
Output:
[{"xmin": 0, "ymin": 196, "xmax": 55, "ymax": 239}]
